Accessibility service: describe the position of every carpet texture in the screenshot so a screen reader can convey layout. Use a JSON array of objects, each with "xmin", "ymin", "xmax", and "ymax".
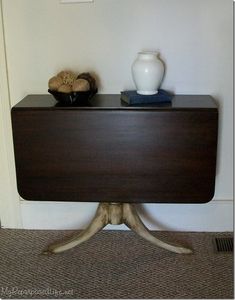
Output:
[{"xmin": 0, "ymin": 229, "xmax": 233, "ymax": 299}]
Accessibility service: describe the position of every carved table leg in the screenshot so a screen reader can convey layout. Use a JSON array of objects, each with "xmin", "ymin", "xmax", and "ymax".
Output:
[
  {"xmin": 123, "ymin": 203, "xmax": 192, "ymax": 254},
  {"xmin": 42, "ymin": 203, "xmax": 109, "ymax": 254},
  {"xmin": 43, "ymin": 202, "xmax": 192, "ymax": 255}
]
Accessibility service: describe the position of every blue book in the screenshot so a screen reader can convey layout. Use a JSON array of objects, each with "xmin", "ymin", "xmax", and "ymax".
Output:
[{"xmin": 121, "ymin": 89, "xmax": 173, "ymax": 105}]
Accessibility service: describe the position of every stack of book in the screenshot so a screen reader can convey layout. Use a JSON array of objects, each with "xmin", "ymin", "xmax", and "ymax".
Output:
[{"xmin": 120, "ymin": 89, "xmax": 173, "ymax": 105}]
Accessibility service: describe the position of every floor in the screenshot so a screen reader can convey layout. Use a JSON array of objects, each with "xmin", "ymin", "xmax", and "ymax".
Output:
[{"xmin": 0, "ymin": 229, "xmax": 233, "ymax": 299}]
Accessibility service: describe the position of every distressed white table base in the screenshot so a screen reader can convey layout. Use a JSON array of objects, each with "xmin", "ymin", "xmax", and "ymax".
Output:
[{"xmin": 43, "ymin": 203, "xmax": 192, "ymax": 255}]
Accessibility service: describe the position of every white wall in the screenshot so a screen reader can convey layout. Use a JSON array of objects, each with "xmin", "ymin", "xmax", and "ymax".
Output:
[
  {"xmin": 0, "ymin": 1, "xmax": 22, "ymax": 228},
  {"xmin": 1, "ymin": 0, "xmax": 233, "ymax": 231}
]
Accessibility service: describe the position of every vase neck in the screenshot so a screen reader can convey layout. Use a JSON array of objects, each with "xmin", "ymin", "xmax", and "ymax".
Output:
[{"xmin": 137, "ymin": 51, "xmax": 158, "ymax": 59}]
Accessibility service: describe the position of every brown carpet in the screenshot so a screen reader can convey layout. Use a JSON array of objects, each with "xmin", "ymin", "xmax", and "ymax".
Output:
[{"xmin": 0, "ymin": 229, "xmax": 233, "ymax": 299}]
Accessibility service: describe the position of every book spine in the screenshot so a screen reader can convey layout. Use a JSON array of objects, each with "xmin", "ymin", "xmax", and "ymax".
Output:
[{"xmin": 120, "ymin": 94, "xmax": 130, "ymax": 104}]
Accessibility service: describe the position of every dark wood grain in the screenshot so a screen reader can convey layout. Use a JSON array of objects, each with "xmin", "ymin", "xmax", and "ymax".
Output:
[{"xmin": 11, "ymin": 94, "xmax": 218, "ymax": 203}]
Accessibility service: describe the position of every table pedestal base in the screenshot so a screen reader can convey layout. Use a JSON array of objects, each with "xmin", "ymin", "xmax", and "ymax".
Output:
[{"xmin": 42, "ymin": 203, "xmax": 192, "ymax": 255}]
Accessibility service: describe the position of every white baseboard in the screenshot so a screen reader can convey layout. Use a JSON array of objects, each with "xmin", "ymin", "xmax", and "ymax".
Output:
[{"xmin": 18, "ymin": 199, "xmax": 233, "ymax": 232}]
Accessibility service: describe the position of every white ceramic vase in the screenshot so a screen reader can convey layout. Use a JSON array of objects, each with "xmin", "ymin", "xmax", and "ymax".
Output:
[{"xmin": 131, "ymin": 51, "xmax": 164, "ymax": 95}]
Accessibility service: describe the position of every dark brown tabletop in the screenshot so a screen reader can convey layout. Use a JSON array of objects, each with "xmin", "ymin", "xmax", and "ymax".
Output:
[{"xmin": 11, "ymin": 94, "xmax": 218, "ymax": 203}]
